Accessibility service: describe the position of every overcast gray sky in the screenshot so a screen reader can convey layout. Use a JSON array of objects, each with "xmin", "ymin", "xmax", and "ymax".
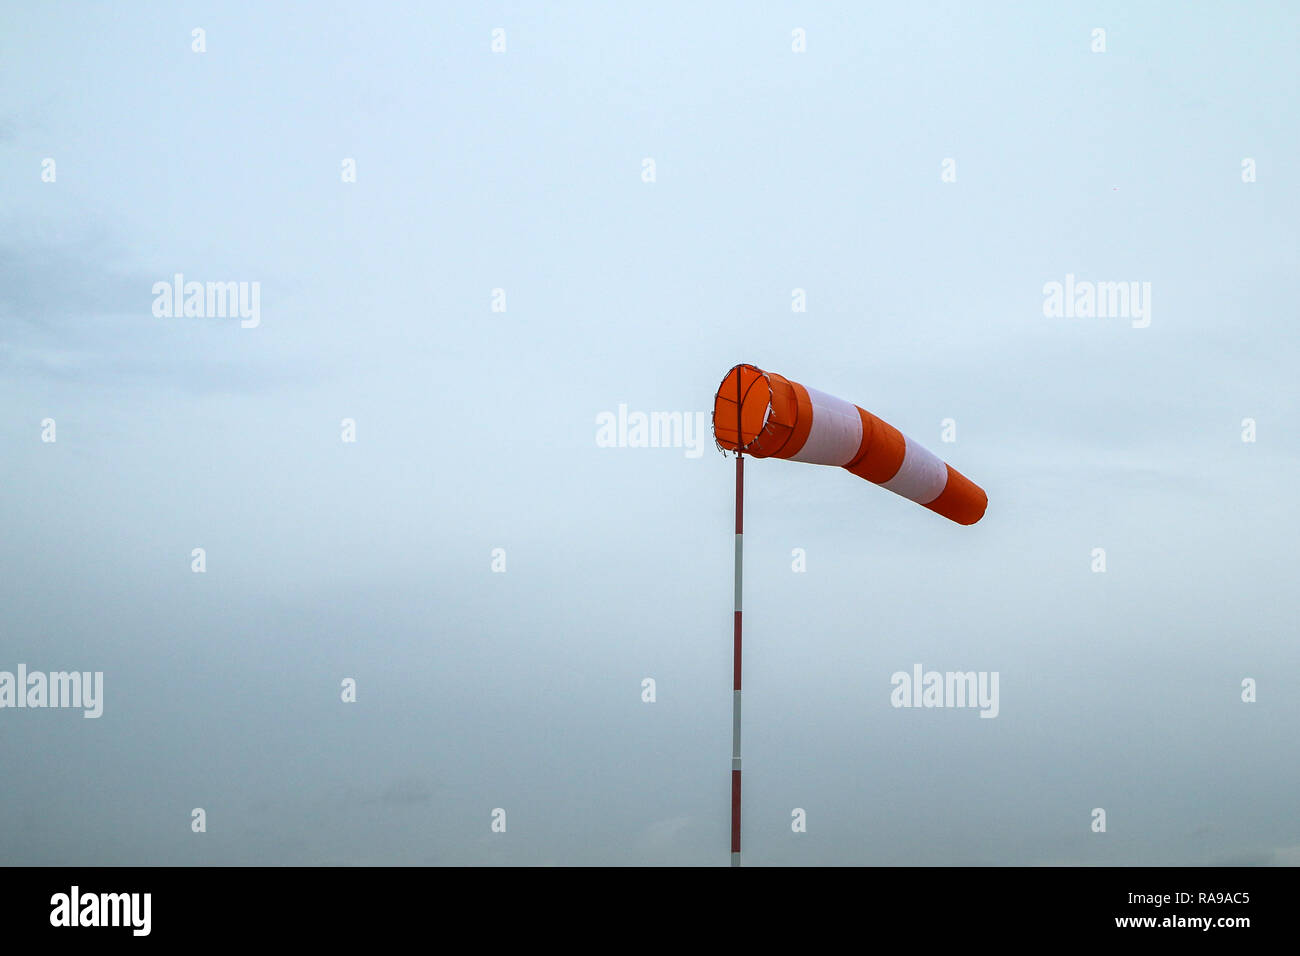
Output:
[{"xmin": 1, "ymin": 2, "xmax": 1297, "ymax": 866}]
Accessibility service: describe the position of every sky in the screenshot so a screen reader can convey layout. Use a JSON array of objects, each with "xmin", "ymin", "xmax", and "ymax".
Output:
[{"xmin": 1, "ymin": 1, "xmax": 1297, "ymax": 866}]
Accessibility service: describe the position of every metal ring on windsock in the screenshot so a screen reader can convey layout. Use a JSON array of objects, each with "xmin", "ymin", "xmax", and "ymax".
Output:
[{"xmin": 712, "ymin": 364, "xmax": 987, "ymax": 525}]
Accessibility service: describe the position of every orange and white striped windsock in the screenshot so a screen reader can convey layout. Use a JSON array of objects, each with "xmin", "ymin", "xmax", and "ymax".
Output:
[{"xmin": 712, "ymin": 364, "xmax": 987, "ymax": 525}]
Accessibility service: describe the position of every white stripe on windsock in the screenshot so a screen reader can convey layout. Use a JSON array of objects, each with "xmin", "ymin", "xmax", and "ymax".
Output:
[
  {"xmin": 879, "ymin": 435, "xmax": 948, "ymax": 505},
  {"xmin": 788, "ymin": 387, "xmax": 863, "ymax": 466}
]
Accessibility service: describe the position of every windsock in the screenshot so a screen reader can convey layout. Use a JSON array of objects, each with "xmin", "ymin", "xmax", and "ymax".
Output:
[{"xmin": 712, "ymin": 364, "xmax": 987, "ymax": 525}]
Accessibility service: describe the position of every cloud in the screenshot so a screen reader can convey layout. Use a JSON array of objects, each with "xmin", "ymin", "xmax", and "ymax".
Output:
[
  {"xmin": 375, "ymin": 777, "xmax": 437, "ymax": 808},
  {"xmin": 1270, "ymin": 845, "xmax": 1300, "ymax": 867},
  {"xmin": 636, "ymin": 815, "xmax": 696, "ymax": 853},
  {"xmin": 0, "ymin": 230, "xmax": 313, "ymax": 392},
  {"xmin": 1208, "ymin": 845, "xmax": 1300, "ymax": 867}
]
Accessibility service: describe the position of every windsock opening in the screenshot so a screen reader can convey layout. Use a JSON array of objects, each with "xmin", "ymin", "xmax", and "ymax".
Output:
[
  {"xmin": 712, "ymin": 363, "xmax": 815, "ymax": 459},
  {"xmin": 712, "ymin": 364, "xmax": 771, "ymax": 452}
]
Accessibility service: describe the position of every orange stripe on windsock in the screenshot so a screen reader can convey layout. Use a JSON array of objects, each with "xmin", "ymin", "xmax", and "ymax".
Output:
[
  {"xmin": 923, "ymin": 464, "xmax": 987, "ymax": 525},
  {"xmin": 712, "ymin": 364, "xmax": 987, "ymax": 526},
  {"xmin": 754, "ymin": 373, "xmax": 801, "ymax": 457},
  {"xmin": 845, "ymin": 407, "xmax": 906, "ymax": 484},
  {"xmin": 771, "ymin": 380, "xmax": 814, "ymax": 459}
]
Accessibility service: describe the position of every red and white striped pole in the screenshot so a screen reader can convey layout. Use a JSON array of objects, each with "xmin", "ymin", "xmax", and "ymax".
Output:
[{"xmin": 731, "ymin": 374, "xmax": 743, "ymax": 867}]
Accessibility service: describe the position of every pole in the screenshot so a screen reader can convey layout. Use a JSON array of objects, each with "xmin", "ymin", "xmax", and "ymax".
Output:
[{"xmin": 731, "ymin": 373, "xmax": 743, "ymax": 867}]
